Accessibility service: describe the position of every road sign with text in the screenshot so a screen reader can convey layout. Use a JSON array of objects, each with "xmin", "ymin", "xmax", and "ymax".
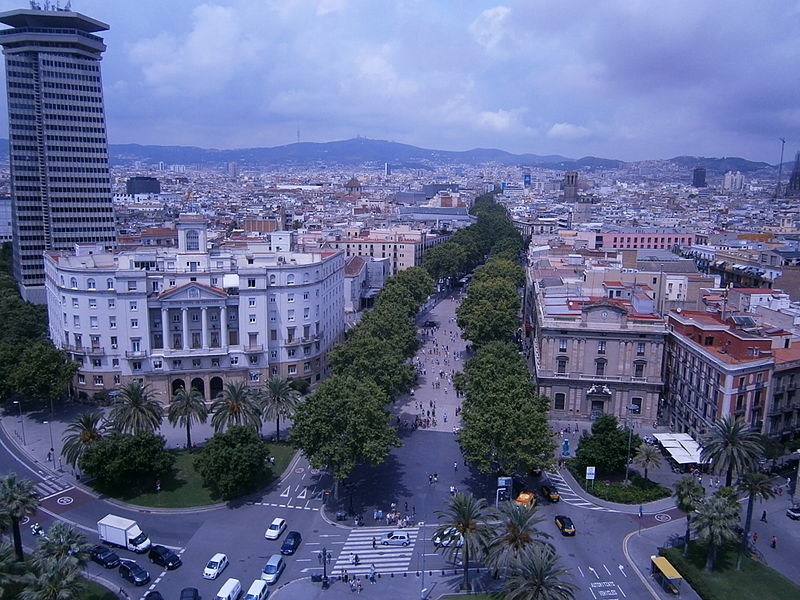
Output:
[{"xmin": 586, "ymin": 466, "xmax": 596, "ymax": 480}]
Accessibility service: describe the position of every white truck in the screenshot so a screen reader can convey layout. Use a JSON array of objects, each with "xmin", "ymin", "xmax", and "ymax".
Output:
[{"xmin": 97, "ymin": 514, "xmax": 151, "ymax": 553}]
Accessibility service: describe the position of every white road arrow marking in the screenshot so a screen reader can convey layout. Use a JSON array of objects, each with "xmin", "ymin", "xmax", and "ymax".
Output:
[
  {"xmin": 588, "ymin": 566, "xmax": 599, "ymax": 579},
  {"xmin": 618, "ymin": 565, "xmax": 627, "ymax": 578}
]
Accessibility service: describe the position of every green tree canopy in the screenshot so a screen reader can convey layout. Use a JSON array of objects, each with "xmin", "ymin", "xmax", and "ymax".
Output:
[
  {"xmin": 329, "ymin": 333, "xmax": 415, "ymax": 398},
  {"xmin": 574, "ymin": 414, "xmax": 641, "ymax": 477},
  {"xmin": 1, "ymin": 341, "xmax": 78, "ymax": 402},
  {"xmin": 0, "ymin": 473, "xmax": 39, "ymax": 562},
  {"xmin": 472, "ymin": 257, "xmax": 526, "ymax": 288},
  {"xmin": 108, "ymin": 381, "xmax": 163, "ymax": 435},
  {"xmin": 60, "ymin": 411, "xmax": 107, "ymax": 469},
  {"xmin": 194, "ymin": 426, "xmax": 268, "ymax": 500},
  {"xmin": 289, "ymin": 375, "xmax": 400, "ymax": 494},
  {"xmin": 79, "ymin": 433, "xmax": 174, "ymax": 489},
  {"xmin": 210, "ymin": 381, "xmax": 261, "ymax": 433},
  {"xmin": 701, "ymin": 416, "xmax": 763, "ymax": 487},
  {"xmin": 167, "ymin": 387, "xmax": 208, "ymax": 449}
]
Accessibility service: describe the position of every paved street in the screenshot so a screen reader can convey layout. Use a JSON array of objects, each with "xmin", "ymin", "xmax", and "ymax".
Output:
[{"xmin": 3, "ymin": 287, "xmax": 800, "ymax": 599}]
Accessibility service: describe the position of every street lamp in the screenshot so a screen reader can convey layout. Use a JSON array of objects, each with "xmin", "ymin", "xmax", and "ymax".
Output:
[
  {"xmin": 624, "ymin": 403, "xmax": 639, "ymax": 485},
  {"xmin": 13, "ymin": 400, "xmax": 26, "ymax": 445},
  {"xmin": 318, "ymin": 547, "xmax": 332, "ymax": 589},
  {"xmin": 44, "ymin": 420, "xmax": 56, "ymax": 465}
]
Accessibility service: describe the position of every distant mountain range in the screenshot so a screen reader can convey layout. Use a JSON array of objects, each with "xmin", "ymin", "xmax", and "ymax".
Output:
[{"xmin": 0, "ymin": 136, "xmax": 781, "ymax": 173}]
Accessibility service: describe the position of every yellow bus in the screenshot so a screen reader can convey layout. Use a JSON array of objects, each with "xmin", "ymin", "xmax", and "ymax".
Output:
[{"xmin": 650, "ymin": 555, "xmax": 682, "ymax": 595}]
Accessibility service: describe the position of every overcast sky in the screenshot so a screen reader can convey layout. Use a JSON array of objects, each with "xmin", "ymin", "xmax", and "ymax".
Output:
[{"xmin": 0, "ymin": 0, "xmax": 798, "ymax": 162}]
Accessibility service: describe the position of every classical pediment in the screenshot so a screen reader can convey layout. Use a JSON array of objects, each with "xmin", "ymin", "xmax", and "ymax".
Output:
[{"xmin": 158, "ymin": 282, "xmax": 228, "ymax": 302}]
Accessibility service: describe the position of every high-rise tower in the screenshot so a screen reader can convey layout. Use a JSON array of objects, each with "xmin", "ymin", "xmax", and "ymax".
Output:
[
  {"xmin": 692, "ymin": 166, "xmax": 707, "ymax": 188},
  {"xmin": 786, "ymin": 152, "xmax": 800, "ymax": 198},
  {"xmin": 0, "ymin": 7, "xmax": 116, "ymax": 303}
]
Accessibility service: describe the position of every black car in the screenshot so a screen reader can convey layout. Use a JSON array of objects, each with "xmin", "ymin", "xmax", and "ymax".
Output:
[
  {"xmin": 89, "ymin": 545, "xmax": 120, "ymax": 568},
  {"xmin": 119, "ymin": 560, "xmax": 151, "ymax": 586},
  {"xmin": 144, "ymin": 593, "xmax": 165, "ymax": 600},
  {"xmin": 148, "ymin": 544, "xmax": 182, "ymax": 569},
  {"xmin": 281, "ymin": 530, "xmax": 302, "ymax": 555},
  {"xmin": 541, "ymin": 484, "xmax": 560, "ymax": 503},
  {"xmin": 179, "ymin": 588, "xmax": 200, "ymax": 600}
]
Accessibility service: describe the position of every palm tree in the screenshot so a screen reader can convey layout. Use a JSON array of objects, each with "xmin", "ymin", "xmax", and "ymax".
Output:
[
  {"xmin": 108, "ymin": 381, "xmax": 163, "ymax": 434},
  {"xmin": 485, "ymin": 501, "xmax": 550, "ymax": 574},
  {"xmin": 691, "ymin": 494, "xmax": 740, "ymax": 571},
  {"xmin": 503, "ymin": 544, "xmax": 579, "ymax": 600},
  {"xmin": 434, "ymin": 492, "xmax": 493, "ymax": 591},
  {"xmin": 210, "ymin": 381, "xmax": 261, "ymax": 433},
  {"xmin": 19, "ymin": 556, "xmax": 84, "ymax": 600},
  {"xmin": 633, "ymin": 444, "xmax": 662, "ymax": 480},
  {"xmin": 60, "ymin": 411, "xmax": 106, "ymax": 469},
  {"xmin": 167, "ymin": 387, "xmax": 208, "ymax": 449},
  {"xmin": 33, "ymin": 522, "xmax": 90, "ymax": 568},
  {"xmin": 673, "ymin": 475, "xmax": 704, "ymax": 557},
  {"xmin": 735, "ymin": 472, "xmax": 774, "ymax": 570},
  {"xmin": 0, "ymin": 473, "xmax": 40, "ymax": 561},
  {"xmin": 701, "ymin": 416, "xmax": 763, "ymax": 487},
  {"xmin": 0, "ymin": 541, "xmax": 21, "ymax": 597},
  {"xmin": 260, "ymin": 377, "xmax": 299, "ymax": 441}
]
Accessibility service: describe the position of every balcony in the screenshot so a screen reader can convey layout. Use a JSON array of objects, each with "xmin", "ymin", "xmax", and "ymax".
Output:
[
  {"xmin": 66, "ymin": 345, "xmax": 105, "ymax": 355},
  {"xmin": 125, "ymin": 350, "xmax": 148, "ymax": 358},
  {"xmin": 150, "ymin": 345, "xmax": 229, "ymax": 358},
  {"xmin": 244, "ymin": 344, "xmax": 264, "ymax": 353}
]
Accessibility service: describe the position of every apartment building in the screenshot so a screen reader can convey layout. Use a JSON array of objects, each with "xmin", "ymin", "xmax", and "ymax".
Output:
[
  {"xmin": 527, "ymin": 275, "xmax": 666, "ymax": 424},
  {"xmin": 44, "ymin": 216, "xmax": 345, "ymax": 402},
  {"xmin": 323, "ymin": 226, "xmax": 446, "ymax": 276}
]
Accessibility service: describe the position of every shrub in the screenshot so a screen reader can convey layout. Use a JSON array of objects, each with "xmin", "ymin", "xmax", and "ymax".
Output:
[{"xmin": 567, "ymin": 460, "xmax": 670, "ymax": 504}]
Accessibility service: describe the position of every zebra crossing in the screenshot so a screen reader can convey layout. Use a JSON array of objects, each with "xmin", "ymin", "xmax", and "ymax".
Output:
[
  {"xmin": 332, "ymin": 526, "xmax": 420, "ymax": 576},
  {"xmin": 545, "ymin": 471, "xmax": 617, "ymax": 512},
  {"xmin": 34, "ymin": 476, "xmax": 72, "ymax": 500}
]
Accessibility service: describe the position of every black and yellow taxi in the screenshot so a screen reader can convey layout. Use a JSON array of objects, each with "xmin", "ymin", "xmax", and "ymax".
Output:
[
  {"xmin": 541, "ymin": 484, "xmax": 560, "ymax": 503},
  {"xmin": 554, "ymin": 515, "xmax": 576, "ymax": 536}
]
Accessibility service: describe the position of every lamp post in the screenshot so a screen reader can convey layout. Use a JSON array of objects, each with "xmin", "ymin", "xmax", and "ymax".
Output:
[
  {"xmin": 319, "ymin": 546, "xmax": 332, "ymax": 589},
  {"xmin": 624, "ymin": 403, "xmax": 639, "ymax": 485},
  {"xmin": 13, "ymin": 400, "xmax": 26, "ymax": 445}
]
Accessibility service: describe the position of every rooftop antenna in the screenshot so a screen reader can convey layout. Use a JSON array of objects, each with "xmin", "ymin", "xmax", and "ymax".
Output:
[
  {"xmin": 775, "ymin": 137, "xmax": 787, "ymax": 199},
  {"xmin": 296, "ymin": 127, "xmax": 300, "ymax": 145}
]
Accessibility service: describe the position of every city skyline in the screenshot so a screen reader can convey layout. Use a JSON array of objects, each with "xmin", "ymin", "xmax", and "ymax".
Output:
[{"xmin": 0, "ymin": 0, "xmax": 796, "ymax": 163}]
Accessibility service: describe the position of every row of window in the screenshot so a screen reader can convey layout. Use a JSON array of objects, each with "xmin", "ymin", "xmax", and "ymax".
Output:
[
  {"xmin": 552, "ymin": 392, "xmax": 643, "ymax": 413},
  {"xmin": 555, "ymin": 357, "xmax": 647, "ymax": 378},
  {"xmin": 557, "ymin": 339, "xmax": 647, "ymax": 355}
]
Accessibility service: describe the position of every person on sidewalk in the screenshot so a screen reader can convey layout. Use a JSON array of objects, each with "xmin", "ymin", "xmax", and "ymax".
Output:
[
  {"xmin": 761, "ymin": 510, "xmax": 768, "ymax": 522},
  {"xmin": 771, "ymin": 535, "xmax": 777, "ymax": 549}
]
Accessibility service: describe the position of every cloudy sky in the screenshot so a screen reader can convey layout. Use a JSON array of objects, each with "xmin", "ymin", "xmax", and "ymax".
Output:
[{"xmin": 0, "ymin": 0, "xmax": 798, "ymax": 161}]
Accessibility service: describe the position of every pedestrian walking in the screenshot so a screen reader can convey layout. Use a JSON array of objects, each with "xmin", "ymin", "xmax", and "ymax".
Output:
[
  {"xmin": 771, "ymin": 535, "xmax": 777, "ymax": 548},
  {"xmin": 761, "ymin": 510, "xmax": 767, "ymax": 523},
  {"xmin": 369, "ymin": 564, "xmax": 377, "ymax": 583},
  {"xmin": 753, "ymin": 532, "xmax": 758, "ymax": 544},
  {"xmin": 454, "ymin": 461, "xmax": 458, "ymax": 471},
  {"xmin": 372, "ymin": 536, "xmax": 376, "ymax": 549},
  {"xmin": 357, "ymin": 578, "xmax": 363, "ymax": 593}
]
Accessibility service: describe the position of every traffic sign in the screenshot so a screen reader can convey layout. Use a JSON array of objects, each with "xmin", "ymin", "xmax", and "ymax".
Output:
[{"xmin": 586, "ymin": 466, "xmax": 596, "ymax": 480}]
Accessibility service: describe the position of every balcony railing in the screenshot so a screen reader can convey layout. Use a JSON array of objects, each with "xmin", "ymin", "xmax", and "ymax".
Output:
[
  {"xmin": 125, "ymin": 350, "xmax": 148, "ymax": 358},
  {"xmin": 244, "ymin": 344, "xmax": 264, "ymax": 352}
]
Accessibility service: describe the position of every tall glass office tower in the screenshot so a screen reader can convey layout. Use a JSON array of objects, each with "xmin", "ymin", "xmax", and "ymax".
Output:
[{"xmin": 0, "ymin": 7, "xmax": 116, "ymax": 303}]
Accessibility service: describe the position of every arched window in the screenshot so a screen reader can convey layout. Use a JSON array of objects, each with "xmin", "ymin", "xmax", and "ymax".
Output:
[
  {"xmin": 186, "ymin": 230, "xmax": 200, "ymax": 251},
  {"xmin": 287, "ymin": 274, "xmax": 295, "ymax": 285},
  {"xmin": 70, "ymin": 277, "xmax": 78, "ymax": 289},
  {"xmin": 269, "ymin": 274, "xmax": 276, "ymax": 285},
  {"xmin": 87, "ymin": 278, "xmax": 96, "ymax": 290},
  {"xmin": 106, "ymin": 278, "xmax": 114, "ymax": 290},
  {"xmin": 303, "ymin": 273, "xmax": 309, "ymax": 283},
  {"xmin": 60, "ymin": 276, "xmax": 65, "ymax": 286}
]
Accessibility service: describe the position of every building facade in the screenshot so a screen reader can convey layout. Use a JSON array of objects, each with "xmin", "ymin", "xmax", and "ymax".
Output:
[
  {"xmin": 0, "ymin": 8, "xmax": 117, "ymax": 303},
  {"xmin": 44, "ymin": 217, "xmax": 345, "ymax": 402},
  {"xmin": 527, "ymin": 278, "xmax": 666, "ymax": 425}
]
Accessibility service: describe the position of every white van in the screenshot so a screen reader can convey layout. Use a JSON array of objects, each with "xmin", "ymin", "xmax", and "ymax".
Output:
[
  {"xmin": 216, "ymin": 578, "xmax": 242, "ymax": 600},
  {"xmin": 244, "ymin": 579, "xmax": 269, "ymax": 600}
]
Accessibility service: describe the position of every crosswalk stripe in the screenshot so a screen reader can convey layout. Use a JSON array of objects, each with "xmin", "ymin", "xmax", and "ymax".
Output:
[{"xmin": 332, "ymin": 527, "xmax": 420, "ymax": 574}]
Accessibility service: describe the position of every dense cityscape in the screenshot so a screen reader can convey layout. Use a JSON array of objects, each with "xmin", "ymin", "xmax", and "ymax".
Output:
[{"xmin": 0, "ymin": 3, "xmax": 799, "ymax": 600}]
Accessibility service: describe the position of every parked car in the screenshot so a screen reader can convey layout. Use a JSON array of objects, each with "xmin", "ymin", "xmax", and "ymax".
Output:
[
  {"xmin": 554, "ymin": 515, "xmax": 576, "ymax": 536},
  {"xmin": 265, "ymin": 517, "xmax": 287, "ymax": 540},
  {"xmin": 381, "ymin": 531, "xmax": 411, "ymax": 546},
  {"xmin": 148, "ymin": 544, "xmax": 182, "ymax": 569},
  {"xmin": 144, "ymin": 592, "xmax": 164, "ymax": 600},
  {"xmin": 203, "ymin": 552, "xmax": 229, "ymax": 579},
  {"xmin": 531, "ymin": 465, "xmax": 543, "ymax": 476},
  {"xmin": 179, "ymin": 588, "xmax": 200, "ymax": 600},
  {"xmin": 261, "ymin": 554, "xmax": 285, "ymax": 584},
  {"xmin": 432, "ymin": 527, "xmax": 463, "ymax": 548},
  {"xmin": 787, "ymin": 506, "xmax": 800, "ymax": 520},
  {"xmin": 119, "ymin": 560, "xmax": 151, "ymax": 586},
  {"xmin": 280, "ymin": 531, "xmax": 302, "ymax": 555},
  {"xmin": 89, "ymin": 545, "xmax": 120, "ymax": 568},
  {"xmin": 541, "ymin": 484, "xmax": 560, "ymax": 503}
]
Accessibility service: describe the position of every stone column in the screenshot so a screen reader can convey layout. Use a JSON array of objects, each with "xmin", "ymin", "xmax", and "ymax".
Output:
[
  {"xmin": 221, "ymin": 305, "xmax": 228, "ymax": 349},
  {"xmin": 161, "ymin": 308, "xmax": 169, "ymax": 349},
  {"xmin": 181, "ymin": 307, "xmax": 189, "ymax": 349},
  {"xmin": 201, "ymin": 306, "xmax": 208, "ymax": 349}
]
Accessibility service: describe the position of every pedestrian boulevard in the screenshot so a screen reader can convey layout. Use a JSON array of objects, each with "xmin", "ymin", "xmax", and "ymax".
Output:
[{"xmin": 332, "ymin": 526, "xmax": 420, "ymax": 576}]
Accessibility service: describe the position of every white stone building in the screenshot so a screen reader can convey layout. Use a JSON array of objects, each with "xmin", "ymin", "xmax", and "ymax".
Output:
[{"xmin": 44, "ymin": 216, "xmax": 345, "ymax": 402}]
